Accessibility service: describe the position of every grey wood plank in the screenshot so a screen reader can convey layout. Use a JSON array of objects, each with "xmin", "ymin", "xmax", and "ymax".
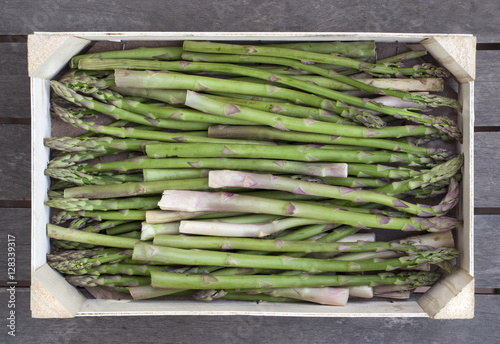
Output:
[
  {"xmin": 0, "ymin": 209, "xmax": 31, "ymax": 282},
  {"xmin": 0, "ymin": 125, "xmax": 30, "ymax": 201},
  {"xmin": 474, "ymin": 132, "xmax": 500, "ymax": 207},
  {"xmin": 474, "ymin": 50, "xmax": 500, "ymax": 126},
  {"xmin": 474, "ymin": 215, "xmax": 500, "ymax": 288},
  {"xmin": 0, "ymin": 43, "xmax": 29, "ymax": 119},
  {"xmin": 2, "ymin": 288, "xmax": 499, "ymax": 343},
  {"xmin": 2, "ymin": 1, "xmax": 498, "ymax": 42}
]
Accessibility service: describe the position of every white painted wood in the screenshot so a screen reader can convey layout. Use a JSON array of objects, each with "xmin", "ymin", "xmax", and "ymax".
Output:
[
  {"xmin": 30, "ymin": 32, "xmax": 474, "ymax": 318},
  {"xmin": 30, "ymin": 77, "xmax": 51, "ymax": 275},
  {"xmin": 33, "ymin": 31, "xmax": 473, "ymax": 40},
  {"xmin": 77, "ymin": 298, "xmax": 428, "ymax": 317}
]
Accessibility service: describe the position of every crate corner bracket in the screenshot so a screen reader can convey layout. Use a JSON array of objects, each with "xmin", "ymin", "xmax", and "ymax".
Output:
[
  {"xmin": 417, "ymin": 267, "xmax": 474, "ymax": 319},
  {"xmin": 31, "ymin": 263, "xmax": 86, "ymax": 318},
  {"xmin": 420, "ymin": 35, "xmax": 476, "ymax": 83}
]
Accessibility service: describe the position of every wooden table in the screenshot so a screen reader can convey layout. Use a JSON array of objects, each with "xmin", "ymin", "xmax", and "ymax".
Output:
[{"xmin": 1, "ymin": 1, "xmax": 500, "ymax": 342}]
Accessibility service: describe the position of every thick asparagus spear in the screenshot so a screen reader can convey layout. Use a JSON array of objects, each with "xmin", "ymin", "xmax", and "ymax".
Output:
[
  {"xmin": 133, "ymin": 242, "xmax": 457, "ymax": 273},
  {"xmin": 208, "ymin": 170, "xmax": 459, "ymax": 217},
  {"xmin": 158, "ymin": 190, "xmax": 460, "ymax": 232}
]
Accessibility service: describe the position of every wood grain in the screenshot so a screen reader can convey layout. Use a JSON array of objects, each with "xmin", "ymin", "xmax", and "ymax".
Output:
[
  {"xmin": 474, "ymin": 50, "xmax": 500, "ymax": 126},
  {"xmin": 0, "ymin": 43, "xmax": 29, "ymax": 119},
  {"xmin": 1, "ymin": 1, "xmax": 498, "ymax": 42},
  {"xmin": 474, "ymin": 132, "xmax": 500, "ymax": 207},
  {"xmin": 0, "ymin": 125, "xmax": 31, "ymax": 201},
  {"xmin": 474, "ymin": 215, "xmax": 500, "ymax": 288},
  {"xmin": 1, "ymin": 288, "xmax": 499, "ymax": 343},
  {"xmin": 0, "ymin": 209, "xmax": 31, "ymax": 282}
]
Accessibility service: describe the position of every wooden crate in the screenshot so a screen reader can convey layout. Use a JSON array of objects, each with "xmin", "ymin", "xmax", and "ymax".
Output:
[{"xmin": 29, "ymin": 32, "xmax": 475, "ymax": 319}]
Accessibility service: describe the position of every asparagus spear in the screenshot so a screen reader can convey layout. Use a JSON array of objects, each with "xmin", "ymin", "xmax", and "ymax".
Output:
[
  {"xmin": 178, "ymin": 217, "xmax": 328, "ymax": 237},
  {"xmin": 208, "ymin": 170, "xmax": 459, "ymax": 217},
  {"xmin": 133, "ymin": 242, "xmax": 457, "ymax": 273},
  {"xmin": 267, "ymin": 41, "xmax": 376, "ymax": 57},
  {"xmin": 66, "ymin": 274, "xmax": 151, "ymax": 287},
  {"xmin": 207, "ymin": 125, "xmax": 452, "ymax": 159},
  {"xmin": 88, "ymin": 64, "xmax": 385, "ymax": 128},
  {"xmin": 45, "ymin": 167, "xmax": 143, "ymax": 186},
  {"xmin": 158, "ymin": 190, "xmax": 460, "ymax": 232},
  {"xmin": 180, "ymin": 90, "xmax": 438, "ymax": 139},
  {"xmin": 152, "ymin": 234, "xmax": 437, "ymax": 254},
  {"xmin": 50, "ymin": 102, "xmax": 270, "ymax": 145},
  {"xmin": 69, "ymin": 46, "xmax": 184, "ymax": 68},
  {"xmin": 177, "ymin": 52, "xmax": 457, "ymax": 109},
  {"xmin": 77, "ymin": 156, "xmax": 349, "ymax": 178},
  {"xmin": 195, "ymin": 287, "xmax": 350, "ymax": 306},
  {"xmin": 45, "ymin": 196, "xmax": 161, "ymax": 211},
  {"xmin": 145, "ymin": 142, "xmax": 436, "ymax": 167},
  {"xmin": 110, "ymin": 86, "xmax": 356, "ymax": 125},
  {"xmin": 150, "ymin": 270, "xmax": 442, "ymax": 290},
  {"xmin": 63, "ymin": 177, "xmax": 210, "ymax": 199},
  {"xmin": 44, "ymin": 136, "xmax": 154, "ymax": 153},
  {"xmin": 47, "ymin": 224, "xmax": 140, "ymax": 248},
  {"xmin": 182, "ymin": 41, "xmax": 449, "ymax": 78}
]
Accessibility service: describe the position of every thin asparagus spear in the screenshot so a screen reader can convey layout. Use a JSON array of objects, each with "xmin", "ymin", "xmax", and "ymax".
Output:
[
  {"xmin": 47, "ymin": 224, "xmax": 140, "ymax": 248},
  {"xmin": 63, "ymin": 177, "xmax": 210, "ymax": 199},
  {"xmin": 145, "ymin": 142, "xmax": 436, "ymax": 167},
  {"xmin": 69, "ymin": 46, "xmax": 184, "ymax": 68},
  {"xmin": 78, "ymin": 156, "xmax": 349, "ymax": 178},
  {"xmin": 66, "ymin": 274, "xmax": 151, "ymax": 287},
  {"xmin": 45, "ymin": 196, "xmax": 161, "ymax": 211},
  {"xmin": 195, "ymin": 287, "xmax": 350, "ymax": 306},
  {"xmin": 150, "ymin": 270, "xmax": 442, "ymax": 290},
  {"xmin": 152, "ymin": 234, "xmax": 438, "ymax": 254},
  {"xmin": 182, "ymin": 41, "xmax": 449, "ymax": 78},
  {"xmin": 143, "ymin": 168, "xmax": 211, "ymax": 181},
  {"xmin": 266, "ymin": 41, "xmax": 376, "ymax": 57},
  {"xmin": 207, "ymin": 125, "xmax": 452, "ymax": 158}
]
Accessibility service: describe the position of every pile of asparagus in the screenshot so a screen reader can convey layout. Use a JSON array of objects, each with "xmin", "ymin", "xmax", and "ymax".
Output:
[{"xmin": 44, "ymin": 40, "xmax": 463, "ymax": 306}]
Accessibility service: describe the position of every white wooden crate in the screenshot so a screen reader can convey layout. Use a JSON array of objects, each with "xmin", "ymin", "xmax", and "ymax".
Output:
[{"xmin": 29, "ymin": 32, "xmax": 475, "ymax": 318}]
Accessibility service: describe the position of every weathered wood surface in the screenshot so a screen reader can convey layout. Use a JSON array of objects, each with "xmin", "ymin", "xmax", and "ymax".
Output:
[
  {"xmin": 0, "ymin": 209, "xmax": 31, "ymax": 282},
  {"xmin": 475, "ymin": 216, "xmax": 500, "ymax": 288},
  {"xmin": 475, "ymin": 50, "xmax": 500, "ymax": 127},
  {"xmin": 0, "ymin": 125, "xmax": 31, "ymax": 201},
  {"xmin": 474, "ymin": 132, "xmax": 500, "ymax": 208},
  {"xmin": 0, "ymin": 43, "xmax": 30, "ymax": 119},
  {"xmin": 1, "ymin": 288, "xmax": 499, "ymax": 343},
  {"xmin": 1, "ymin": 1, "xmax": 499, "ymax": 42}
]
